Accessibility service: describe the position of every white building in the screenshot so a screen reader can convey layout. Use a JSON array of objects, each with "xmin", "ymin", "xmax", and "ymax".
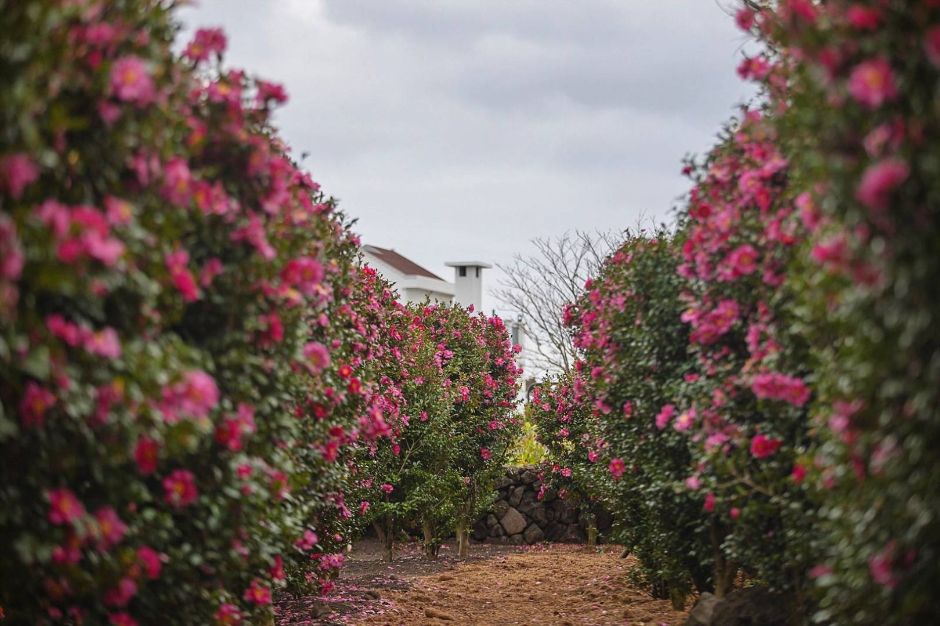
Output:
[
  {"xmin": 362, "ymin": 244, "xmax": 533, "ymax": 396},
  {"xmin": 361, "ymin": 245, "xmax": 491, "ymax": 312}
]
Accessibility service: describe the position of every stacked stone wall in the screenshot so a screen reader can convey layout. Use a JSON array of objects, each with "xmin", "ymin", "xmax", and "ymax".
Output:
[{"xmin": 473, "ymin": 465, "xmax": 612, "ymax": 545}]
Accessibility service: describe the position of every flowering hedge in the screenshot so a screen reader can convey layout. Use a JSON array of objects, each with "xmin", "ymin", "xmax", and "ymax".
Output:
[
  {"xmin": 354, "ymin": 302, "xmax": 521, "ymax": 560},
  {"xmin": 564, "ymin": 231, "xmax": 713, "ymax": 603},
  {"xmin": 527, "ymin": 372, "xmax": 605, "ymax": 545},
  {"xmin": 742, "ymin": 2, "xmax": 940, "ymax": 622},
  {"xmin": 0, "ymin": 3, "xmax": 370, "ymax": 623}
]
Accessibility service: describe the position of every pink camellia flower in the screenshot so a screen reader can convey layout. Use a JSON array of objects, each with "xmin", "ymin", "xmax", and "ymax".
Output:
[
  {"xmin": 94, "ymin": 507, "xmax": 127, "ymax": 551},
  {"xmin": 134, "ymin": 436, "xmax": 160, "ymax": 474},
  {"xmin": 673, "ymin": 408, "xmax": 696, "ymax": 432},
  {"xmin": 161, "ymin": 158, "xmax": 193, "ymax": 207},
  {"xmin": 735, "ymin": 7, "xmax": 755, "ymax": 30},
  {"xmin": 166, "ymin": 249, "xmax": 200, "ymax": 302},
  {"xmin": 848, "ymin": 58, "xmax": 898, "ymax": 108},
  {"xmin": 109, "ymin": 613, "xmax": 139, "ymax": 626},
  {"xmin": 750, "ymin": 434, "xmax": 783, "ymax": 459},
  {"xmin": 184, "ymin": 28, "xmax": 228, "ymax": 62},
  {"xmin": 480, "ymin": 447, "xmax": 492, "ymax": 461},
  {"xmin": 655, "ymin": 404, "xmax": 676, "ymax": 430},
  {"xmin": 110, "ymin": 56, "xmax": 155, "ymax": 105},
  {"xmin": 685, "ymin": 475, "xmax": 702, "ymax": 490},
  {"xmin": 214, "ymin": 603, "xmax": 242, "ymax": 626},
  {"xmin": 925, "ymin": 25, "xmax": 940, "ymax": 67},
  {"xmin": 20, "ymin": 382, "xmax": 56, "ymax": 428},
  {"xmin": 359, "ymin": 501, "xmax": 370, "ymax": 515},
  {"xmin": 47, "ymin": 488, "xmax": 85, "ymax": 525},
  {"xmin": 304, "ymin": 341, "xmax": 331, "ymax": 372},
  {"xmin": 856, "ymin": 158, "xmax": 909, "ymax": 211},
  {"xmin": 200, "ymin": 257, "xmax": 224, "ymax": 287},
  {"xmin": 791, "ymin": 463, "xmax": 807, "ymax": 484},
  {"xmin": 84, "ymin": 327, "xmax": 122, "ymax": 359},
  {"xmin": 720, "ymin": 244, "xmax": 759, "ymax": 280},
  {"xmin": 162, "ymin": 469, "xmax": 198, "ymax": 508},
  {"xmin": 587, "ymin": 450, "xmax": 599, "ymax": 463},
  {"xmin": 380, "ymin": 483, "xmax": 394, "ymax": 494},
  {"xmin": 256, "ymin": 80, "xmax": 288, "ymax": 105},
  {"xmin": 751, "ymin": 372, "xmax": 811, "ymax": 406},
  {"xmin": 608, "ymin": 457, "xmax": 626, "ymax": 480},
  {"xmin": 103, "ymin": 577, "xmax": 137, "ymax": 608},
  {"xmin": 295, "ymin": 529, "xmax": 318, "ymax": 551},
  {"xmin": 136, "ymin": 546, "xmax": 163, "ymax": 579},
  {"xmin": 159, "ymin": 370, "xmax": 219, "ymax": 423},
  {"xmin": 281, "ymin": 256, "xmax": 324, "ymax": 296},
  {"xmin": 243, "ymin": 579, "xmax": 271, "ymax": 605},
  {"xmin": 214, "ymin": 403, "xmax": 256, "ymax": 452},
  {"xmin": 0, "ymin": 153, "xmax": 39, "ymax": 199},
  {"xmin": 868, "ymin": 540, "xmax": 899, "ymax": 588},
  {"xmin": 729, "ymin": 507, "xmax": 741, "ymax": 520}
]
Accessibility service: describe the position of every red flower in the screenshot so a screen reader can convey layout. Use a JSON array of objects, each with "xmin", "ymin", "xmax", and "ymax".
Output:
[
  {"xmin": 214, "ymin": 603, "xmax": 242, "ymax": 625},
  {"xmin": 109, "ymin": 613, "xmax": 139, "ymax": 626},
  {"xmin": 243, "ymin": 579, "xmax": 271, "ymax": 605},
  {"xmin": 136, "ymin": 546, "xmax": 163, "ymax": 579},
  {"xmin": 20, "ymin": 382, "xmax": 55, "ymax": 428},
  {"xmin": 134, "ymin": 436, "xmax": 160, "ymax": 474},
  {"xmin": 750, "ymin": 434, "xmax": 782, "ymax": 459},
  {"xmin": 703, "ymin": 492, "xmax": 716, "ymax": 512},
  {"xmin": 846, "ymin": 6, "xmax": 881, "ymax": 30},
  {"xmin": 751, "ymin": 372, "xmax": 811, "ymax": 406},
  {"xmin": 162, "ymin": 469, "xmax": 198, "ymax": 508},
  {"xmin": 480, "ymin": 447, "xmax": 492, "ymax": 460}
]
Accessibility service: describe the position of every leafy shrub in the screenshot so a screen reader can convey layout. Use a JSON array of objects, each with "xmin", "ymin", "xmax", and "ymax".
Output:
[
  {"xmin": 0, "ymin": 3, "xmax": 366, "ymax": 623},
  {"xmin": 743, "ymin": 1, "xmax": 940, "ymax": 622}
]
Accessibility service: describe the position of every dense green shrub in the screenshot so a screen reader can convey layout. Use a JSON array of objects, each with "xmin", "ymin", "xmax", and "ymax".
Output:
[
  {"xmin": 354, "ymin": 302, "xmax": 521, "ymax": 560},
  {"xmin": 566, "ymin": 231, "xmax": 712, "ymax": 602},
  {"xmin": 742, "ymin": 1, "xmax": 940, "ymax": 622},
  {"xmin": 0, "ymin": 3, "xmax": 365, "ymax": 623}
]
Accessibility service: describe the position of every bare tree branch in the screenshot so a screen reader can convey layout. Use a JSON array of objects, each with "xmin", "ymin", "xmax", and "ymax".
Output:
[{"xmin": 494, "ymin": 230, "xmax": 620, "ymax": 376}]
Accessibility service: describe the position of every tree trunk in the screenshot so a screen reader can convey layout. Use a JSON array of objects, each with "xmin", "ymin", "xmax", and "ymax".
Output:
[
  {"xmin": 456, "ymin": 521, "xmax": 470, "ymax": 558},
  {"xmin": 382, "ymin": 516, "xmax": 395, "ymax": 563},
  {"xmin": 422, "ymin": 517, "xmax": 437, "ymax": 560},
  {"xmin": 710, "ymin": 520, "xmax": 736, "ymax": 597},
  {"xmin": 584, "ymin": 509, "xmax": 599, "ymax": 548}
]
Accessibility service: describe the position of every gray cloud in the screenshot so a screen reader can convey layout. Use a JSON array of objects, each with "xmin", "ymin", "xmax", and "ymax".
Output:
[{"xmin": 178, "ymin": 0, "xmax": 757, "ymax": 314}]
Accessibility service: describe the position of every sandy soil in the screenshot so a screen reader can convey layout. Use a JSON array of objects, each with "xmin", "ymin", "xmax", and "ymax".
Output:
[{"xmin": 276, "ymin": 540, "xmax": 688, "ymax": 626}]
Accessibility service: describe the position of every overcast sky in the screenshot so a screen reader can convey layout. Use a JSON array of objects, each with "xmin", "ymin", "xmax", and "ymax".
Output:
[{"xmin": 178, "ymin": 0, "xmax": 756, "ymax": 314}]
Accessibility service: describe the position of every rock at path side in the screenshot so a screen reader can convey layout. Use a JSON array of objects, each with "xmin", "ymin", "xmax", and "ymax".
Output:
[
  {"xmin": 472, "ymin": 518, "xmax": 489, "ymax": 541},
  {"xmin": 684, "ymin": 592, "xmax": 720, "ymax": 626},
  {"xmin": 523, "ymin": 523, "xmax": 545, "ymax": 544},
  {"xmin": 507, "ymin": 533, "xmax": 526, "ymax": 545},
  {"xmin": 508, "ymin": 485, "xmax": 526, "ymax": 507},
  {"xmin": 492, "ymin": 499, "xmax": 510, "ymax": 519},
  {"xmin": 683, "ymin": 587, "xmax": 794, "ymax": 626},
  {"xmin": 499, "ymin": 506, "xmax": 528, "ymax": 536},
  {"xmin": 520, "ymin": 469, "xmax": 539, "ymax": 484}
]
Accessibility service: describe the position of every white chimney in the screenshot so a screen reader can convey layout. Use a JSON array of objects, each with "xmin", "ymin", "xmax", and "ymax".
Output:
[{"xmin": 444, "ymin": 261, "xmax": 492, "ymax": 311}]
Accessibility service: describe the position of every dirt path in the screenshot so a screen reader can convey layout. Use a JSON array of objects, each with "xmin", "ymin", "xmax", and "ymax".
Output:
[{"xmin": 277, "ymin": 541, "xmax": 688, "ymax": 626}]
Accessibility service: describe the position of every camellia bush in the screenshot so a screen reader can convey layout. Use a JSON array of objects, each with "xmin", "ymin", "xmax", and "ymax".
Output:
[
  {"xmin": 355, "ymin": 302, "xmax": 521, "ymax": 560},
  {"xmin": 566, "ymin": 230, "xmax": 713, "ymax": 604},
  {"xmin": 0, "ymin": 3, "xmax": 374, "ymax": 624},
  {"xmin": 673, "ymin": 109, "xmax": 816, "ymax": 603},
  {"xmin": 740, "ymin": 1, "xmax": 940, "ymax": 623},
  {"xmin": 527, "ymin": 372, "xmax": 605, "ymax": 546}
]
